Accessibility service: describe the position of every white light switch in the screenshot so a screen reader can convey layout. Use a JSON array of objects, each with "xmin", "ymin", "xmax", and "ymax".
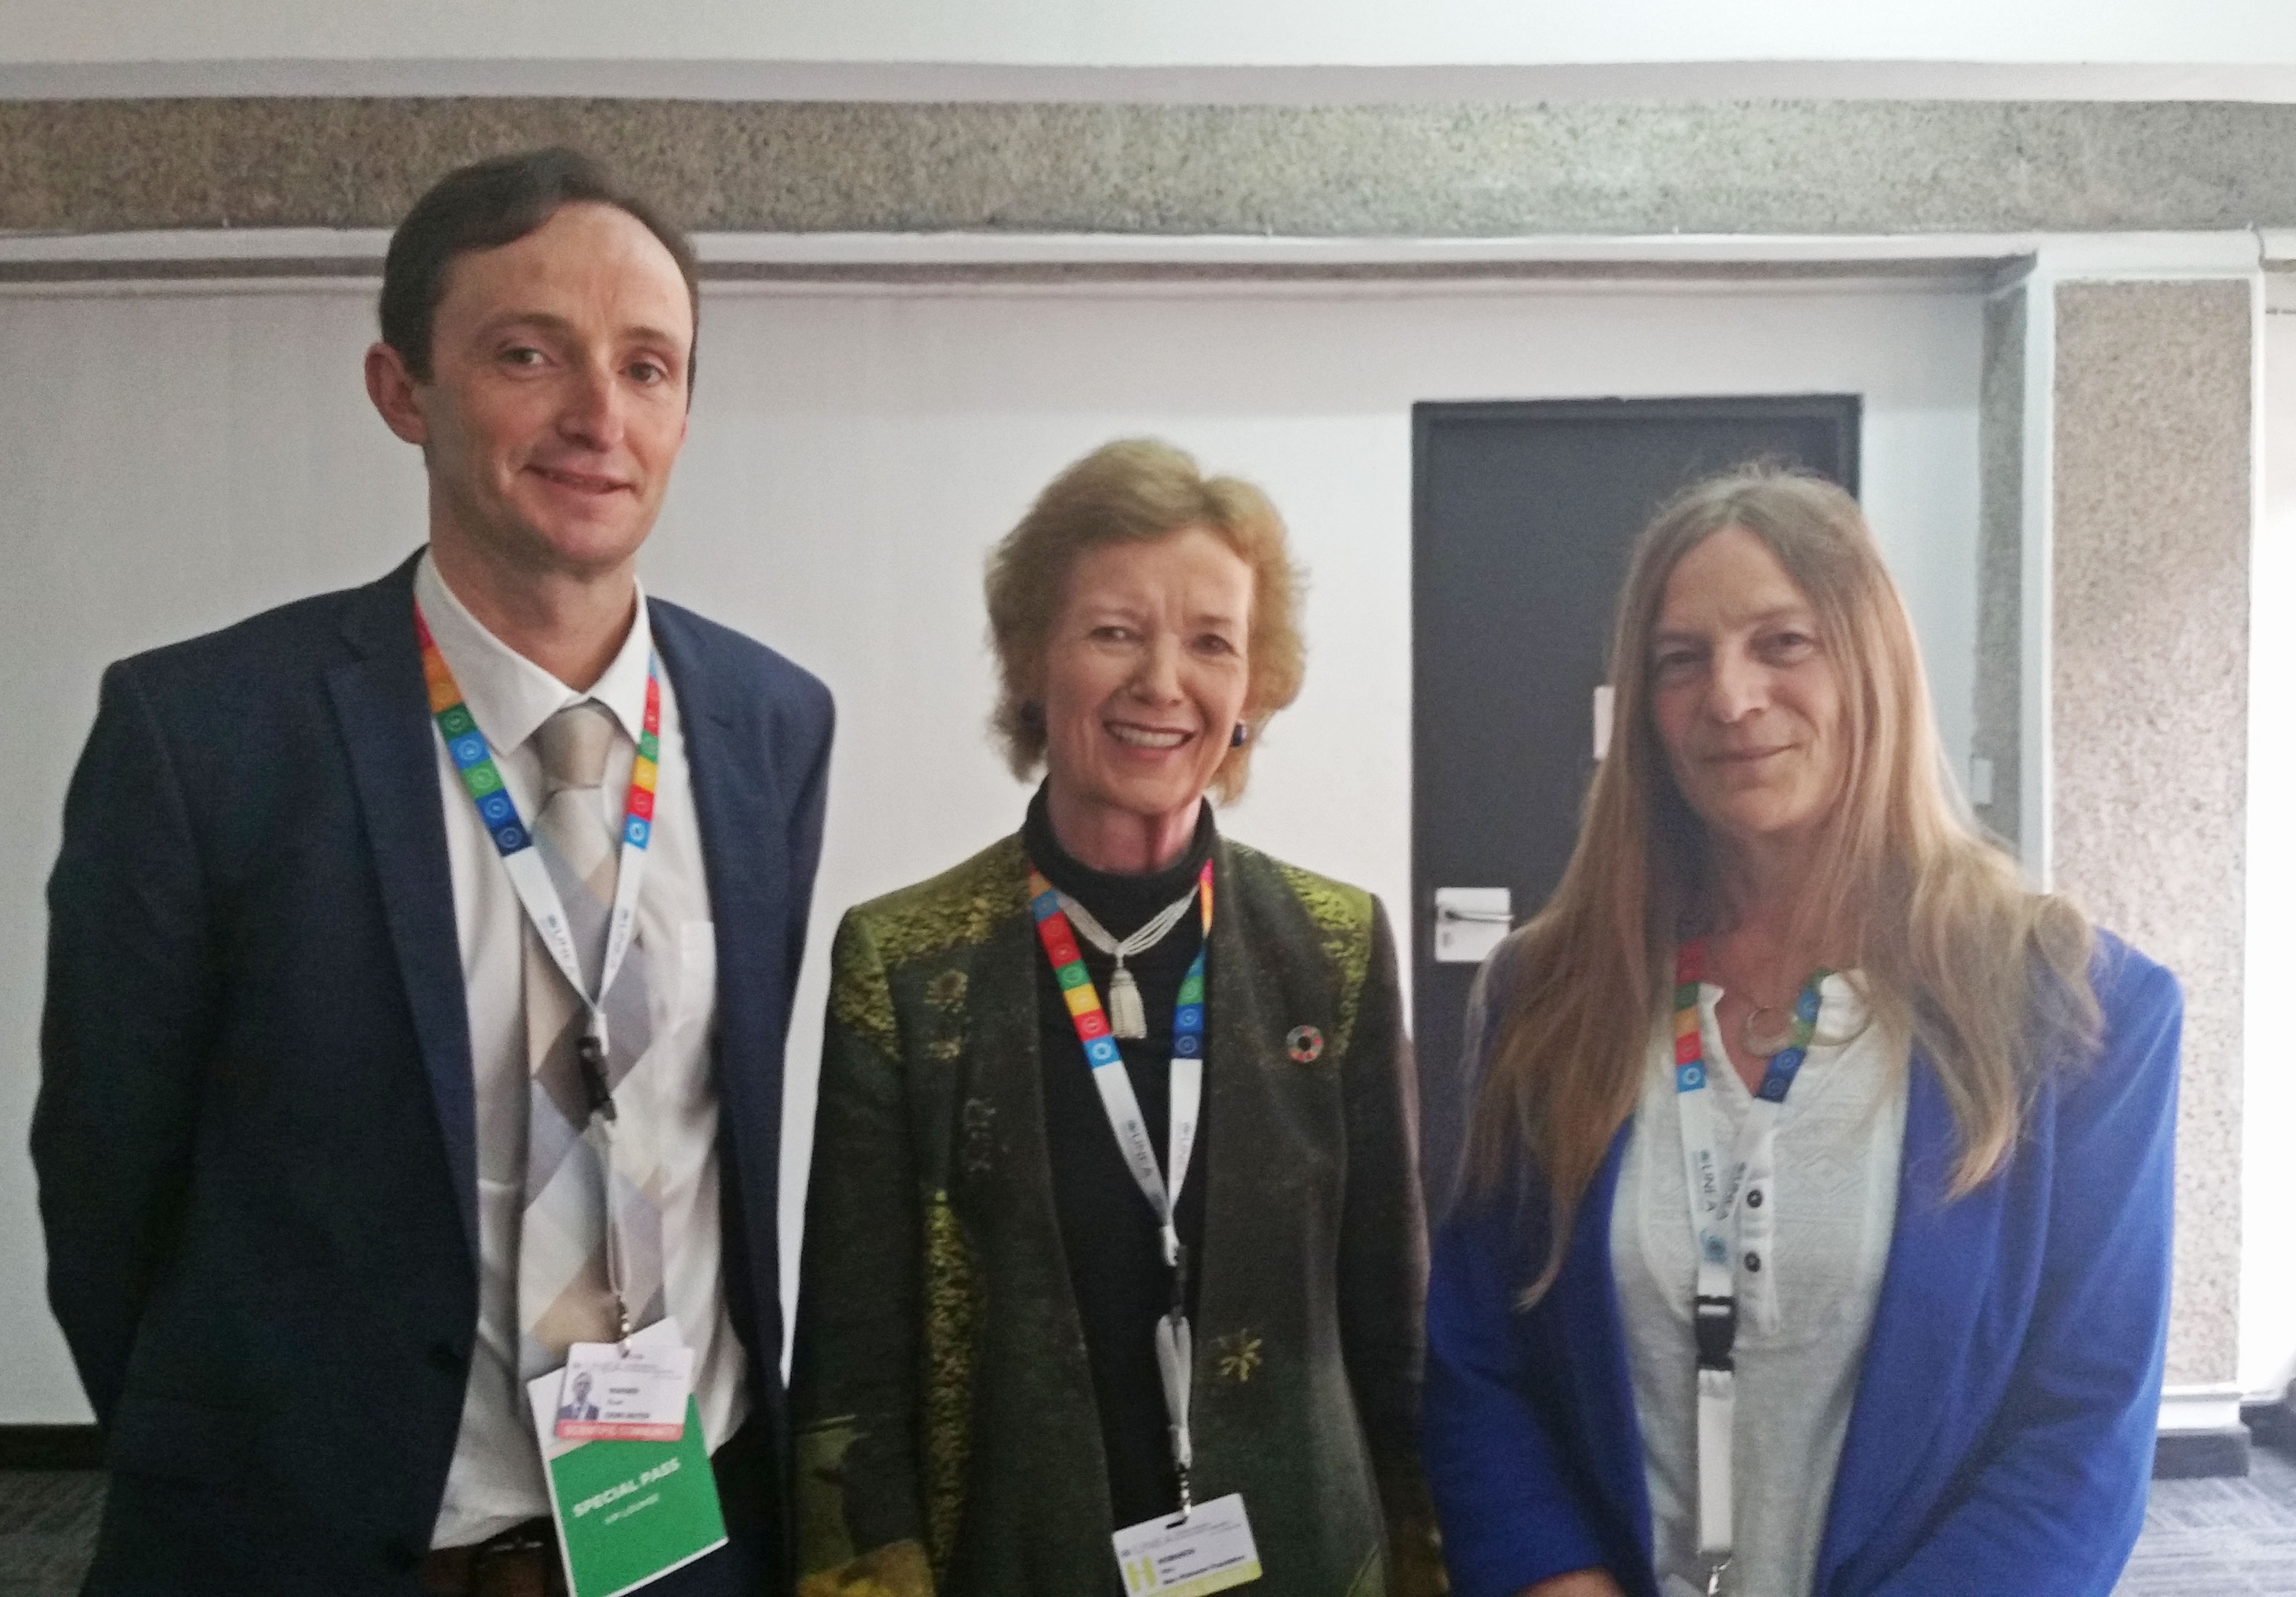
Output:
[
  {"xmin": 1593, "ymin": 684, "xmax": 1615, "ymax": 762},
  {"xmin": 1434, "ymin": 887, "xmax": 1514, "ymax": 964}
]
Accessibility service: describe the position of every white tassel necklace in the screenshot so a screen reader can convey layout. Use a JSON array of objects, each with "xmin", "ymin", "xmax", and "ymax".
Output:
[{"xmin": 1054, "ymin": 882, "xmax": 1203, "ymax": 1040}]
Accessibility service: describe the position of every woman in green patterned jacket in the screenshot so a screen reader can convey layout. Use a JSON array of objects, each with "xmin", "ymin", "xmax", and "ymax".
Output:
[{"xmin": 791, "ymin": 438, "xmax": 1443, "ymax": 1597}]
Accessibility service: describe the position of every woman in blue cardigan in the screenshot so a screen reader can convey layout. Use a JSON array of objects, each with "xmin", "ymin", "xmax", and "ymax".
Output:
[{"xmin": 1424, "ymin": 468, "xmax": 2180, "ymax": 1597}]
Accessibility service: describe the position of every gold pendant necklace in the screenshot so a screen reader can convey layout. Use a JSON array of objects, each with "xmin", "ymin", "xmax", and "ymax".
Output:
[{"xmin": 1740, "ymin": 1004, "xmax": 1799, "ymax": 1059}]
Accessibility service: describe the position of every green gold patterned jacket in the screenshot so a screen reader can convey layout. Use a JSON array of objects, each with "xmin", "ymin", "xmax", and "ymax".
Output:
[{"xmin": 791, "ymin": 831, "xmax": 1444, "ymax": 1597}]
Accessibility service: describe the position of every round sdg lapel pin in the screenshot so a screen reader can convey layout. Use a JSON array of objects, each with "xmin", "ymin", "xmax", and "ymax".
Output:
[{"xmin": 1285, "ymin": 1025, "xmax": 1325, "ymax": 1064}]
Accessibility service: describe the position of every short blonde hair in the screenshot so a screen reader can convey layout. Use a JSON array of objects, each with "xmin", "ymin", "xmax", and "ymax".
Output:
[{"xmin": 984, "ymin": 438, "xmax": 1306, "ymax": 804}]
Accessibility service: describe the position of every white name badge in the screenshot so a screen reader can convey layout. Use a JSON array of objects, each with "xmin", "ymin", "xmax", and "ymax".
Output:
[
  {"xmin": 557, "ymin": 1340, "xmax": 696, "ymax": 1443},
  {"xmin": 1111, "ymin": 1494, "xmax": 1262, "ymax": 1597}
]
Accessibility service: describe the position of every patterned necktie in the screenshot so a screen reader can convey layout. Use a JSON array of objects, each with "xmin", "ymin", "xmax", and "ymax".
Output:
[{"xmin": 517, "ymin": 701, "xmax": 664, "ymax": 1378}]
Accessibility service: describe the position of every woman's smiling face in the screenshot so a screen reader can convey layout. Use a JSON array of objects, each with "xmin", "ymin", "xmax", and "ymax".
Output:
[
  {"xmin": 1648, "ymin": 524, "xmax": 1848, "ymax": 858},
  {"xmin": 1038, "ymin": 526, "xmax": 1255, "ymax": 848}
]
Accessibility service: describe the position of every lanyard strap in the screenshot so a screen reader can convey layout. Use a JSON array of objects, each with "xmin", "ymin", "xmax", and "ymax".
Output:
[
  {"xmin": 1028, "ymin": 855, "xmax": 1215, "ymax": 1518},
  {"xmin": 1670, "ymin": 940, "xmax": 1827, "ymax": 1592},
  {"xmin": 1028, "ymin": 859, "xmax": 1214, "ymax": 1261},
  {"xmin": 417, "ymin": 602, "xmax": 661, "ymax": 1104}
]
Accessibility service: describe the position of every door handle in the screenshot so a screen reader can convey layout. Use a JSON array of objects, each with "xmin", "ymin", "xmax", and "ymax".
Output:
[{"xmin": 1433, "ymin": 888, "xmax": 1513, "ymax": 964}]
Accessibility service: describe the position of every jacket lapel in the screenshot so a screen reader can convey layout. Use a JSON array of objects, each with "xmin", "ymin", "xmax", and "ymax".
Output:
[
  {"xmin": 962, "ymin": 845, "xmax": 1121, "ymax": 1524},
  {"xmin": 326, "ymin": 554, "xmax": 478, "ymax": 1260},
  {"xmin": 647, "ymin": 610, "xmax": 791, "ymax": 1348},
  {"xmin": 1557, "ymin": 1126, "xmax": 1654, "ymax": 1584},
  {"xmin": 1192, "ymin": 838, "xmax": 1272, "ymax": 1363},
  {"xmin": 966, "ymin": 890, "xmax": 1071, "ymax": 1280},
  {"xmin": 1814, "ymin": 1056, "xmax": 1999, "ymax": 1595}
]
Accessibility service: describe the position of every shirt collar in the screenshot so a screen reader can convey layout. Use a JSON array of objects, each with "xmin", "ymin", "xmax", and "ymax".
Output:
[{"xmin": 413, "ymin": 548, "xmax": 653, "ymax": 757}]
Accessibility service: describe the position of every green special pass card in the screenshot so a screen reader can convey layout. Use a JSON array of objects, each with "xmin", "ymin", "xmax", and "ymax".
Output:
[{"xmin": 526, "ymin": 1328, "xmax": 726, "ymax": 1595}]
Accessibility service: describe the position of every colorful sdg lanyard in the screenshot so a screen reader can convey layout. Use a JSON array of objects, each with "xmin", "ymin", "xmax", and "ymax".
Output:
[
  {"xmin": 1671, "ymin": 939, "xmax": 1827, "ymax": 1597},
  {"xmin": 1028, "ymin": 857, "xmax": 1215, "ymax": 1519},
  {"xmin": 417, "ymin": 601, "xmax": 662, "ymax": 1329}
]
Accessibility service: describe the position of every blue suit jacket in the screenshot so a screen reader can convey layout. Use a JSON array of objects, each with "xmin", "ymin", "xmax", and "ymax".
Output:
[
  {"xmin": 34, "ymin": 553, "xmax": 833, "ymax": 1594},
  {"xmin": 1424, "ymin": 934, "xmax": 2180, "ymax": 1597}
]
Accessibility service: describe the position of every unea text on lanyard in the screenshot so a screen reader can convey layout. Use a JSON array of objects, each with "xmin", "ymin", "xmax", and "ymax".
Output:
[
  {"xmin": 1670, "ymin": 940, "xmax": 1828, "ymax": 1597},
  {"xmin": 417, "ymin": 601, "xmax": 662, "ymax": 1339},
  {"xmin": 1028, "ymin": 857, "xmax": 1215, "ymax": 1519}
]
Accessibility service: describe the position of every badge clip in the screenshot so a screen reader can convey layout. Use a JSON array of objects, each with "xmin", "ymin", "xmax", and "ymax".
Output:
[{"xmin": 577, "ymin": 1022, "xmax": 617, "ymax": 1122}]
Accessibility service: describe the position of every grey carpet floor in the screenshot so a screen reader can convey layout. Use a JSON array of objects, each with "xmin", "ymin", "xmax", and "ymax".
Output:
[
  {"xmin": 0, "ymin": 1451, "xmax": 2287, "ymax": 1594},
  {"xmin": 2113, "ymin": 1443, "xmax": 2296, "ymax": 1596}
]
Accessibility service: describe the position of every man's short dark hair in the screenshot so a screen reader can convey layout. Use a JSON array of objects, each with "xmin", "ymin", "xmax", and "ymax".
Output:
[{"xmin": 379, "ymin": 147, "xmax": 702, "ymax": 389}]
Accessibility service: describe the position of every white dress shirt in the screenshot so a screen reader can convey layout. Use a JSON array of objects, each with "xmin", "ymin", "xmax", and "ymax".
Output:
[
  {"xmin": 416, "ymin": 552, "xmax": 748, "ymax": 1548},
  {"xmin": 1613, "ymin": 974, "xmax": 1908, "ymax": 1597}
]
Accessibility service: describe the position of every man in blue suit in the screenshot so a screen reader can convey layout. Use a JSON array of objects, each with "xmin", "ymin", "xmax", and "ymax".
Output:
[{"xmin": 34, "ymin": 149, "xmax": 832, "ymax": 1595}]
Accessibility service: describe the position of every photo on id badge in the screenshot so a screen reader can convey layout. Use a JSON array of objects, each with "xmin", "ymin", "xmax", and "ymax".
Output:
[
  {"xmin": 526, "ymin": 1318, "xmax": 726, "ymax": 1596},
  {"xmin": 1112, "ymin": 1494, "xmax": 1262, "ymax": 1596},
  {"xmin": 560, "ymin": 1370, "xmax": 603, "ymax": 1424}
]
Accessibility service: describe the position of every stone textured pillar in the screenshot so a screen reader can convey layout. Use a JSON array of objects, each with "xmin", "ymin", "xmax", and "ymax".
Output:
[
  {"xmin": 2051, "ymin": 278, "xmax": 2251, "ymax": 1386},
  {"xmin": 1972, "ymin": 286, "xmax": 2027, "ymax": 850}
]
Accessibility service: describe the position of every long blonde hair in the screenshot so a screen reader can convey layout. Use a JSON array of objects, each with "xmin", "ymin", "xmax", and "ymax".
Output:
[{"xmin": 1463, "ymin": 468, "xmax": 2097, "ymax": 1297}]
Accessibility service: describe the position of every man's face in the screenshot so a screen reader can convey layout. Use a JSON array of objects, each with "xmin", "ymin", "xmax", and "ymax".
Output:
[{"xmin": 380, "ymin": 202, "xmax": 694, "ymax": 581}]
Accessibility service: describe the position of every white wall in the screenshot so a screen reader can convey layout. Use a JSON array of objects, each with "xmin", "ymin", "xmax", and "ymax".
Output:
[
  {"xmin": 0, "ymin": 277, "xmax": 1982, "ymax": 1420},
  {"xmin": 2, "ymin": 0, "xmax": 2294, "ymax": 71},
  {"xmin": 2243, "ymin": 279, "xmax": 2296, "ymax": 1399}
]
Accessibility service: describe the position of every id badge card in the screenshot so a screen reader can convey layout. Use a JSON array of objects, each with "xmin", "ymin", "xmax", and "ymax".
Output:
[
  {"xmin": 1111, "ymin": 1493, "xmax": 1261, "ymax": 1596},
  {"xmin": 556, "ymin": 1339, "xmax": 696, "ymax": 1443},
  {"xmin": 524, "ymin": 1318, "xmax": 727, "ymax": 1597}
]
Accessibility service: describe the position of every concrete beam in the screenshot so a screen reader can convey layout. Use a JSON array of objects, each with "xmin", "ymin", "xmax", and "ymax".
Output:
[{"xmin": 9, "ymin": 99, "xmax": 2296, "ymax": 236}]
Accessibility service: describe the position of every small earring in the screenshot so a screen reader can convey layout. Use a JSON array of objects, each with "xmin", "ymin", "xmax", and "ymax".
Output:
[{"xmin": 1230, "ymin": 722, "xmax": 1249, "ymax": 748}]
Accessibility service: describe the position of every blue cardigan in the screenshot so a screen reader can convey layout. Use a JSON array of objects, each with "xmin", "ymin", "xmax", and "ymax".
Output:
[{"xmin": 1424, "ymin": 933, "xmax": 2181, "ymax": 1597}]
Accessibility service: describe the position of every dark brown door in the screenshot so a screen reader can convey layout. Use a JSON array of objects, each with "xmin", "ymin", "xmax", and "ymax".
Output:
[{"xmin": 1411, "ymin": 396, "xmax": 1860, "ymax": 1213}]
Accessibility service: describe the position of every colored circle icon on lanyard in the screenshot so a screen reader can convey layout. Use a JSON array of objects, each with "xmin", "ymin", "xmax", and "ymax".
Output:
[
  {"xmin": 415, "ymin": 600, "xmax": 661, "ymax": 1079},
  {"xmin": 417, "ymin": 604, "xmax": 661, "ymax": 862},
  {"xmin": 1027, "ymin": 855, "xmax": 1215, "ymax": 1517},
  {"xmin": 1671, "ymin": 939, "xmax": 1828, "ymax": 1592},
  {"xmin": 1025, "ymin": 858, "xmax": 1214, "ymax": 1251},
  {"xmin": 1674, "ymin": 942, "xmax": 1826, "ymax": 1106}
]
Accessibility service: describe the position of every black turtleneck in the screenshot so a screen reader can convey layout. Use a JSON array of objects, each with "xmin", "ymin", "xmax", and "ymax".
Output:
[{"xmin": 1022, "ymin": 786, "xmax": 1216, "ymax": 1531}]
